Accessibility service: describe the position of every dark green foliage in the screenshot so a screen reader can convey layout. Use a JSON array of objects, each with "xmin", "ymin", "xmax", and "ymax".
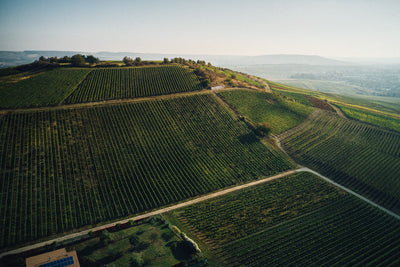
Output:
[
  {"xmin": 123, "ymin": 56, "xmax": 134, "ymax": 65},
  {"xmin": 63, "ymin": 66, "xmax": 203, "ymax": 104},
  {"xmin": 254, "ymin": 123, "xmax": 271, "ymax": 137},
  {"xmin": 0, "ymin": 68, "xmax": 91, "ymax": 108},
  {"xmin": 130, "ymin": 254, "xmax": 144, "ymax": 267},
  {"xmin": 71, "ymin": 54, "xmax": 85, "ymax": 66},
  {"xmin": 85, "ymin": 55, "xmax": 99, "ymax": 64},
  {"xmin": 129, "ymin": 235, "xmax": 140, "ymax": 246},
  {"xmin": 201, "ymin": 78, "xmax": 211, "ymax": 88},
  {"xmin": 0, "ymin": 94, "xmax": 294, "ymax": 248}
]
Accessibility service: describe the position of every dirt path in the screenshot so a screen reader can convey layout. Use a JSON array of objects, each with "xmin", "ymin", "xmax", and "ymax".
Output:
[
  {"xmin": 298, "ymin": 167, "xmax": 400, "ymax": 220},
  {"xmin": 0, "ymin": 169, "xmax": 298, "ymax": 258},
  {"xmin": 329, "ymin": 103, "xmax": 347, "ymax": 118},
  {"xmin": 0, "ymin": 89, "xmax": 214, "ymax": 115},
  {"xmin": 2, "ymin": 164, "xmax": 399, "ymax": 258},
  {"xmin": 0, "ymin": 87, "xmax": 258, "ymax": 115}
]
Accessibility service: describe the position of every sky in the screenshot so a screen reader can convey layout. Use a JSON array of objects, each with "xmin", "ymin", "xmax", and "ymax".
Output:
[{"xmin": 0, "ymin": 0, "xmax": 399, "ymax": 58}]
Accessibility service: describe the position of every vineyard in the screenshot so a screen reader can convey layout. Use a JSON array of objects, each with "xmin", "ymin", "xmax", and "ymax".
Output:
[
  {"xmin": 171, "ymin": 172, "xmax": 400, "ymax": 266},
  {"xmin": 217, "ymin": 90, "xmax": 313, "ymax": 134},
  {"xmin": 0, "ymin": 93, "xmax": 294, "ymax": 249},
  {"xmin": 279, "ymin": 110, "xmax": 400, "ymax": 214},
  {"xmin": 63, "ymin": 65, "xmax": 203, "ymax": 104},
  {"xmin": 335, "ymin": 103, "xmax": 400, "ymax": 132},
  {"xmin": 0, "ymin": 68, "xmax": 91, "ymax": 108}
]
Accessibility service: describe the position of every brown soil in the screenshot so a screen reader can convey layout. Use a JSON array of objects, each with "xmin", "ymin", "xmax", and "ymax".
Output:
[{"xmin": 304, "ymin": 95, "xmax": 335, "ymax": 112}]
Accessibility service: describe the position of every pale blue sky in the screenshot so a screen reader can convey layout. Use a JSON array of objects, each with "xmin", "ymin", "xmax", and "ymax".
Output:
[{"xmin": 1, "ymin": 0, "xmax": 399, "ymax": 57}]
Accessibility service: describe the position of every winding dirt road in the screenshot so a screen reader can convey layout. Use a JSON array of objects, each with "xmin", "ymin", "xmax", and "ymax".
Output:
[
  {"xmin": 2, "ymin": 166, "xmax": 399, "ymax": 259},
  {"xmin": 298, "ymin": 167, "xmax": 400, "ymax": 220},
  {"xmin": 0, "ymin": 169, "xmax": 298, "ymax": 258}
]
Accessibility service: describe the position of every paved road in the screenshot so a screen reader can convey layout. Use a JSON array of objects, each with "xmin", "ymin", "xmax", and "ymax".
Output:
[{"xmin": 0, "ymin": 169, "xmax": 298, "ymax": 258}]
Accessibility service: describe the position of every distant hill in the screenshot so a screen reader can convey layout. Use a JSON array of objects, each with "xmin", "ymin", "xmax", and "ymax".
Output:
[{"xmin": 0, "ymin": 51, "xmax": 348, "ymax": 68}]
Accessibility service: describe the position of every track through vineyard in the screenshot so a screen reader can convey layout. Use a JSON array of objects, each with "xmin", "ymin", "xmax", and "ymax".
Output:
[
  {"xmin": 279, "ymin": 110, "xmax": 400, "ymax": 215},
  {"xmin": 0, "ymin": 93, "xmax": 294, "ymax": 249},
  {"xmin": 172, "ymin": 172, "xmax": 400, "ymax": 266},
  {"xmin": 63, "ymin": 65, "xmax": 203, "ymax": 103}
]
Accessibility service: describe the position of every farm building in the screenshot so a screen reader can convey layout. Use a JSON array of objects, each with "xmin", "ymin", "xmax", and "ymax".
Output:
[{"xmin": 25, "ymin": 248, "xmax": 80, "ymax": 267}]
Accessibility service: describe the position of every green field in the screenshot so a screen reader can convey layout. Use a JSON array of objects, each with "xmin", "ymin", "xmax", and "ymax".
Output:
[
  {"xmin": 217, "ymin": 89, "xmax": 313, "ymax": 134},
  {"xmin": 169, "ymin": 172, "xmax": 400, "ymax": 266},
  {"xmin": 276, "ymin": 79, "xmax": 375, "ymax": 96},
  {"xmin": 335, "ymin": 103, "xmax": 400, "ymax": 132},
  {"xmin": 63, "ymin": 65, "xmax": 203, "ymax": 104},
  {"xmin": 0, "ymin": 68, "xmax": 91, "ymax": 108},
  {"xmin": 279, "ymin": 110, "xmax": 400, "ymax": 214},
  {"xmin": 0, "ymin": 93, "xmax": 294, "ymax": 249}
]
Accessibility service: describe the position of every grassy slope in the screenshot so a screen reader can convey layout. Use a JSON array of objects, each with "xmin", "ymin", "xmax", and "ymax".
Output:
[
  {"xmin": 0, "ymin": 93, "xmax": 294, "ymax": 249},
  {"xmin": 217, "ymin": 89, "xmax": 313, "ymax": 134},
  {"xmin": 0, "ymin": 68, "xmax": 91, "ymax": 108},
  {"xmin": 276, "ymin": 79, "xmax": 375, "ymax": 96},
  {"xmin": 268, "ymin": 80, "xmax": 400, "ymax": 132},
  {"xmin": 335, "ymin": 103, "xmax": 400, "ymax": 132},
  {"xmin": 170, "ymin": 172, "xmax": 400, "ymax": 266}
]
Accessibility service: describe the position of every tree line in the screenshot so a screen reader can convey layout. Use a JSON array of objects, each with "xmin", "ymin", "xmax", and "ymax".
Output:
[{"xmin": 38, "ymin": 54, "xmax": 100, "ymax": 66}]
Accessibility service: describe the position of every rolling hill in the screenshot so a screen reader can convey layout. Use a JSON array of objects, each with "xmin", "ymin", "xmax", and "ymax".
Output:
[{"xmin": 0, "ymin": 59, "xmax": 399, "ymax": 266}]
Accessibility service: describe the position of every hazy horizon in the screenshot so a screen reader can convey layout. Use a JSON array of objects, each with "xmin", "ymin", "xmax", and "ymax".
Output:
[{"xmin": 1, "ymin": 0, "xmax": 400, "ymax": 58}]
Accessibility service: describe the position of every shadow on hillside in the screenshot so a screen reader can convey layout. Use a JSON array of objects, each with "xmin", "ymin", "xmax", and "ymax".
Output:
[
  {"xmin": 167, "ymin": 241, "xmax": 192, "ymax": 262},
  {"xmin": 239, "ymin": 133, "xmax": 258, "ymax": 144}
]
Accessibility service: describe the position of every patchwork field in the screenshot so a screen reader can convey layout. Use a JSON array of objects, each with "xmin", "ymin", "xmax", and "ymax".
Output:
[{"xmin": 0, "ymin": 93, "xmax": 294, "ymax": 248}]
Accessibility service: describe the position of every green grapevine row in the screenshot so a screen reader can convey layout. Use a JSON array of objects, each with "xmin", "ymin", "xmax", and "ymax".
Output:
[
  {"xmin": 0, "ymin": 68, "xmax": 91, "ymax": 108},
  {"xmin": 63, "ymin": 65, "xmax": 203, "ymax": 104},
  {"xmin": 279, "ymin": 110, "xmax": 400, "ymax": 214},
  {"xmin": 0, "ymin": 93, "xmax": 294, "ymax": 248},
  {"xmin": 173, "ymin": 172, "xmax": 400, "ymax": 266},
  {"xmin": 217, "ymin": 89, "xmax": 313, "ymax": 134}
]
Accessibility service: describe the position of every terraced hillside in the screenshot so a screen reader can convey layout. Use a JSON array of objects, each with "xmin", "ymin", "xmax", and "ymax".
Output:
[
  {"xmin": 279, "ymin": 110, "xmax": 400, "ymax": 214},
  {"xmin": 0, "ymin": 93, "xmax": 294, "ymax": 249},
  {"xmin": 63, "ymin": 65, "xmax": 203, "ymax": 104},
  {"xmin": 169, "ymin": 172, "xmax": 400, "ymax": 266}
]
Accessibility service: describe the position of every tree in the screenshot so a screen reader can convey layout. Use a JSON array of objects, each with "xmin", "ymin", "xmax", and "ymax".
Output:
[
  {"xmin": 130, "ymin": 254, "xmax": 143, "ymax": 267},
  {"xmin": 100, "ymin": 230, "xmax": 112, "ymax": 245},
  {"xmin": 71, "ymin": 54, "xmax": 85, "ymax": 66},
  {"xmin": 49, "ymin": 57, "xmax": 58, "ymax": 63},
  {"xmin": 85, "ymin": 55, "xmax": 99, "ymax": 64},
  {"xmin": 201, "ymin": 79, "xmax": 211, "ymax": 88},
  {"xmin": 163, "ymin": 58, "xmax": 169, "ymax": 64},
  {"xmin": 254, "ymin": 123, "xmax": 271, "ymax": 137},
  {"xmin": 59, "ymin": 56, "xmax": 71, "ymax": 63},
  {"xmin": 123, "ymin": 56, "xmax": 133, "ymax": 65},
  {"xmin": 129, "ymin": 234, "xmax": 140, "ymax": 246},
  {"xmin": 135, "ymin": 57, "xmax": 142, "ymax": 63}
]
